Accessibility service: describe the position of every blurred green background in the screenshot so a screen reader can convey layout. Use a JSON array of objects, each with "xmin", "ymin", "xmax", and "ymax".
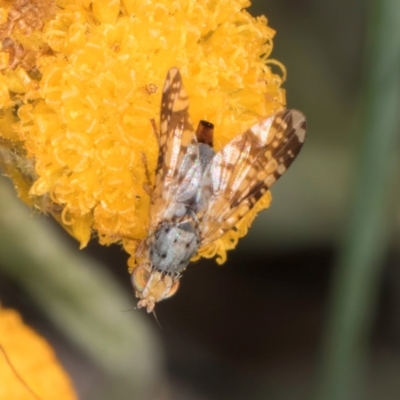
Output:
[{"xmin": 1, "ymin": 0, "xmax": 400, "ymax": 399}]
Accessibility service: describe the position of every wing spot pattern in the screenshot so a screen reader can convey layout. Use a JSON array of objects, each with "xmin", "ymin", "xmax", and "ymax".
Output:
[
  {"xmin": 147, "ymin": 68, "xmax": 306, "ymax": 269},
  {"xmin": 199, "ymin": 109, "xmax": 306, "ymax": 245},
  {"xmin": 277, "ymin": 164, "xmax": 286, "ymax": 175}
]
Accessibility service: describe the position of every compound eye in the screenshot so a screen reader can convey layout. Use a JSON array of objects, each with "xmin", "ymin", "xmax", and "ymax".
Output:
[
  {"xmin": 131, "ymin": 265, "xmax": 151, "ymax": 292},
  {"xmin": 164, "ymin": 280, "xmax": 180, "ymax": 299}
]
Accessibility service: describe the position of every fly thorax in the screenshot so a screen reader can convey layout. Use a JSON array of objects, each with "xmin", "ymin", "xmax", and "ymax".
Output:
[{"xmin": 149, "ymin": 219, "xmax": 200, "ymax": 275}]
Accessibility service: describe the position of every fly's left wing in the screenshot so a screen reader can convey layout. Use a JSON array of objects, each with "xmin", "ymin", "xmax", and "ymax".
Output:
[
  {"xmin": 149, "ymin": 68, "xmax": 201, "ymax": 229},
  {"xmin": 198, "ymin": 109, "xmax": 306, "ymax": 245}
]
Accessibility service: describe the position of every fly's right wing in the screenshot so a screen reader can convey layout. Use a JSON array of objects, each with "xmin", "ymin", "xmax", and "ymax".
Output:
[{"xmin": 198, "ymin": 109, "xmax": 306, "ymax": 245}]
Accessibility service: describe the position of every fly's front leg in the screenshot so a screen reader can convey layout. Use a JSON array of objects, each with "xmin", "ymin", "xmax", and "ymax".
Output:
[
  {"xmin": 150, "ymin": 118, "xmax": 160, "ymax": 147},
  {"xmin": 141, "ymin": 152, "xmax": 153, "ymax": 197},
  {"xmin": 141, "ymin": 118, "xmax": 160, "ymax": 196}
]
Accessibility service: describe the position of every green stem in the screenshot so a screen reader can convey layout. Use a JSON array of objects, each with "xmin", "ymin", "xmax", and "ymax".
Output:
[{"xmin": 315, "ymin": 1, "xmax": 400, "ymax": 399}]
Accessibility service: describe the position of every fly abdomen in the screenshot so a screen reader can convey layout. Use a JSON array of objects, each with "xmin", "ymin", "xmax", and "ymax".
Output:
[{"xmin": 149, "ymin": 219, "xmax": 200, "ymax": 275}]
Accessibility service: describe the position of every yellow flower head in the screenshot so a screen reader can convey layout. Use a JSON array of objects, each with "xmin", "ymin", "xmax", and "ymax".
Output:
[
  {"xmin": 0, "ymin": 307, "xmax": 77, "ymax": 400},
  {"xmin": 0, "ymin": 0, "xmax": 286, "ymax": 266}
]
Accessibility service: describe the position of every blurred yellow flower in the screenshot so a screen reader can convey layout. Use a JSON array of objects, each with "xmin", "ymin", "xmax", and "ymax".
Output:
[
  {"xmin": 0, "ymin": 307, "xmax": 77, "ymax": 400},
  {"xmin": 0, "ymin": 0, "xmax": 285, "ymax": 267}
]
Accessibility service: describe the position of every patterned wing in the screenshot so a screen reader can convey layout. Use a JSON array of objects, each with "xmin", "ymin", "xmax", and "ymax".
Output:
[
  {"xmin": 199, "ymin": 109, "xmax": 306, "ymax": 245},
  {"xmin": 149, "ymin": 68, "xmax": 201, "ymax": 228}
]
